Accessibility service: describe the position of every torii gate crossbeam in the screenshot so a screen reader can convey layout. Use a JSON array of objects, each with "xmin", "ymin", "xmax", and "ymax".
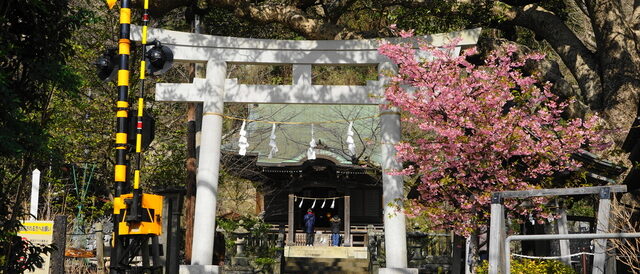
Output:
[{"xmin": 132, "ymin": 26, "xmax": 480, "ymax": 274}]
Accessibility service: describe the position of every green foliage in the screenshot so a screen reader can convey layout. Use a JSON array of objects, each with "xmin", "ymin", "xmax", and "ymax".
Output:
[
  {"xmin": 254, "ymin": 257, "xmax": 277, "ymax": 267},
  {"xmin": 0, "ymin": 189, "xmax": 54, "ymax": 272},
  {"xmin": 567, "ymin": 197, "xmax": 596, "ymax": 217},
  {"xmin": 204, "ymin": 7, "xmax": 300, "ymax": 39},
  {"xmin": 387, "ymin": 1, "xmax": 490, "ymax": 35},
  {"xmin": 217, "ymin": 216, "xmax": 281, "ymax": 272},
  {"xmin": 0, "ymin": 0, "xmax": 87, "ymax": 158},
  {"xmin": 0, "ymin": 0, "xmax": 89, "ymax": 268},
  {"xmin": 0, "ymin": 235, "xmax": 55, "ymax": 273},
  {"xmin": 476, "ymin": 258, "xmax": 577, "ymax": 274},
  {"xmin": 312, "ymin": 65, "xmax": 377, "ymax": 86},
  {"xmin": 230, "ymin": 65, "xmax": 292, "ymax": 85}
]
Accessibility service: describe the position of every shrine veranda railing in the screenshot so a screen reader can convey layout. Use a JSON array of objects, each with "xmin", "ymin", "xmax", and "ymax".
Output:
[{"xmin": 252, "ymin": 224, "xmax": 456, "ymax": 272}]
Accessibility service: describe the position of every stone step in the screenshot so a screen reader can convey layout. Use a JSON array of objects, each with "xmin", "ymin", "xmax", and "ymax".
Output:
[
  {"xmin": 286, "ymin": 258, "xmax": 370, "ymax": 266},
  {"xmin": 285, "ymin": 257, "xmax": 369, "ymax": 273},
  {"xmin": 285, "ymin": 264, "xmax": 370, "ymax": 270},
  {"xmin": 284, "ymin": 270, "xmax": 370, "ymax": 274},
  {"xmin": 284, "ymin": 246, "xmax": 368, "ymax": 259}
]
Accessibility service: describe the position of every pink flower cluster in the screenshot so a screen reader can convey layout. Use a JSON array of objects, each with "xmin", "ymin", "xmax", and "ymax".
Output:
[{"xmin": 379, "ymin": 37, "xmax": 606, "ymax": 236}]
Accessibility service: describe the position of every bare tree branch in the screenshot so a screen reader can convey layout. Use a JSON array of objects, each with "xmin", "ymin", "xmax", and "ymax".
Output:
[
  {"xmin": 494, "ymin": 3, "xmax": 604, "ymax": 109},
  {"xmin": 573, "ymin": 0, "xmax": 590, "ymax": 17},
  {"xmin": 140, "ymin": 0, "xmax": 347, "ymax": 39},
  {"xmin": 477, "ymin": 35, "xmax": 590, "ymax": 117},
  {"xmin": 610, "ymin": 195, "xmax": 640, "ymax": 273},
  {"xmin": 322, "ymin": 0, "xmax": 358, "ymax": 23}
]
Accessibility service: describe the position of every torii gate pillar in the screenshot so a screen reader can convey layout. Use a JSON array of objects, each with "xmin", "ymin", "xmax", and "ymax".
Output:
[
  {"xmin": 379, "ymin": 62, "xmax": 410, "ymax": 271},
  {"xmin": 381, "ymin": 110, "xmax": 410, "ymax": 270},
  {"xmin": 190, "ymin": 61, "xmax": 226, "ymax": 267}
]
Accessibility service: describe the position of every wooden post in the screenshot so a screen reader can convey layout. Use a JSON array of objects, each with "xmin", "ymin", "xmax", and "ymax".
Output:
[
  {"xmin": 95, "ymin": 222, "xmax": 105, "ymax": 273},
  {"xmin": 488, "ymin": 193, "xmax": 505, "ymax": 274},
  {"xmin": 606, "ymin": 249, "xmax": 617, "ymax": 274},
  {"xmin": 152, "ymin": 235, "xmax": 161, "ymax": 268},
  {"xmin": 344, "ymin": 196, "xmax": 351, "ymax": 247},
  {"xmin": 51, "ymin": 215, "xmax": 67, "ymax": 274},
  {"xmin": 142, "ymin": 237, "xmax": 150, "ymax": 268},
  {"xmin": 159, "ymin": 194, "xmax": 169, "ymax": 271},
  {"xmin": 277, "ymin": 224, "xmax": 285, "ymax": 274},
  {"xmin": 256, "ymin": 191, "xmax": 264, "ymax": 214},
  {"xmin": 592, "ymin": 187, "xmax": 611, "ymax": 274},
  {"xmin": 184, "ymin": 13, "xmax": 204, "ymax": 264},
  {"xmin": 557, "ymin": 204, "xmax": 570, "ymax": 266},
  {"xmin": 451, "ymin": 234, "xmax": 465, "ymax": 274},
  {"xmin": 162, "ymin": 190, "xmax": 184, "ymax": 274},
  {"xmin": 287, "ymin": 194, "xmax": 294, "ymax": 245},
  {"xmin": 30, "ymin": 169, "xmax": 40, "ymax": 220}
]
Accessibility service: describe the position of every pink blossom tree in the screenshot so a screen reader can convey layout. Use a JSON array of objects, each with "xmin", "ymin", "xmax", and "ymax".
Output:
[{"xmin": 378, "ymin": 35, "xmax": 605, "ymax": 261}]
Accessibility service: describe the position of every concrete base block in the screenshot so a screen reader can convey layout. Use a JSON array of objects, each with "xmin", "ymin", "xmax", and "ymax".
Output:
[
  {"xmin": 378, "ymin": 267, "xmax": 419, "ymax": 274},
  {"xmin": 179, "ymin": 265, "xmax": 220, "ymax": 274}
]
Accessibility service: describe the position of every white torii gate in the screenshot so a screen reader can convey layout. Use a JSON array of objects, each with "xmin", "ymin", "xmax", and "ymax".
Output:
[{"xmin": 132, "ymin": 26, "xmax": 480, "ymax": 274}]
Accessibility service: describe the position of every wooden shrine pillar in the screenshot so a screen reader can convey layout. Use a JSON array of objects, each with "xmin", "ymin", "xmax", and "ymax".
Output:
[
  {"xmin": 287, "ymin": 194, "xmax": 295, "ymax": 245},
  {"xmin": 344, "ymin": 196, "xmax": 351, "ymax": 247},
  {"xmin": 256, "ymin": 191, "xmax": 264, "ymax": 215}
]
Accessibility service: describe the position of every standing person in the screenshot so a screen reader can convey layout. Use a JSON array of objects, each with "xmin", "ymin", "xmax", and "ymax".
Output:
[
  {"xmin": 330, "ymin": 214, "xmax": 342, "ymax": 247},
  {"xmin": 304, "ymin": 208, "xmax": 316, "ymax": 246}
]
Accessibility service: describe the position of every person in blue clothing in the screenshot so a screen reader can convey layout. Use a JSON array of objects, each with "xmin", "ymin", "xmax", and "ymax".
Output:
[
  {"xmin": 303, "ymin": 208, "xmax": 316, "ymax": 246},
  {"xmin": 330, "ymin": 214, "xmax": 341, "ymax": 246}
]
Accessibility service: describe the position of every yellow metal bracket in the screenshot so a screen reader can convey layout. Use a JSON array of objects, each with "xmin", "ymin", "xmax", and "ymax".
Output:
[{"xmin": 113, "ymin": 193, "xmax": 163, "ymax": 235}]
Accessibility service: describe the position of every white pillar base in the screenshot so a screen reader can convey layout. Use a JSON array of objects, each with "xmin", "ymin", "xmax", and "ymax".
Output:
[
  {"xmin": 378, "ymin": 267, "xmax": 419, "ymax": 274},
  {"xmin": 179, "ymin": 265, "xmax": 220, "ymax": 274}
]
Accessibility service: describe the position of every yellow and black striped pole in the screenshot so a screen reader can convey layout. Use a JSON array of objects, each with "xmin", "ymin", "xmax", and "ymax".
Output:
[
  {"xmin": 114, "ymin": 0, "xmax": 131, "ymax": 198},
  {"xmin": 123, "ymin": 0, "xmax": 149, "ymax": 224},
  {"xmin": 111, "ymin": 0, "xmax": 131, "ymax": 272},
  {"xmin": 133, "ymin": 0, "xmax": 150, "ymax": 192},
  {"xmin": 107, "ymin": 1, "xmax": 164, "ymax": 271}
]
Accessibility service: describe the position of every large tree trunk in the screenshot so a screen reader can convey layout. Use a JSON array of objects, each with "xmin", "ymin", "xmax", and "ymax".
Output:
[
  {"xmin": 183, "ymin": 12, "xmax": 206, "ymax": 263},
  {"xmin": 504, "ymin": 4, "xmax": 604, "ymax": 109},
  {"xmin": 495, "ymin": 1, "xmax": 640, "ymax": 145},
  {"xmin": 588, "ymin": 0, "xmax": 640, "ymax": 146}
]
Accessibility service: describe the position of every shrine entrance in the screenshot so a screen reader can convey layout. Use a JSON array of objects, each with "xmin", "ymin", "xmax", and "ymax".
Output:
[
  {"xmin": 132, "ymin": 25, "xmax": 480, "ymax": 272},
  {"xmin": 256, "ymin": 156, "xmax": 382, "ymax": 247},
  {"xmin": 294, "ymin": 187, "xmax": 344, "ymax": 229}
]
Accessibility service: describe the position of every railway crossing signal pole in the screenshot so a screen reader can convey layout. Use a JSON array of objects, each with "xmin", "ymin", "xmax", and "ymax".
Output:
[
  {"xmin": 109, "ymin": 0, "xmax": 132, "ymax": 271},
  {"xmin": 103, "ymin": 0, "xmax": 171, "ymax": 272}
]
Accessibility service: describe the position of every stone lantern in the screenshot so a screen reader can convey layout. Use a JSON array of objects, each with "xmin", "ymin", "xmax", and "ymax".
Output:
[{"xmin": 225, "ymin": 225, "xmax": 253, "ymax": 273}]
